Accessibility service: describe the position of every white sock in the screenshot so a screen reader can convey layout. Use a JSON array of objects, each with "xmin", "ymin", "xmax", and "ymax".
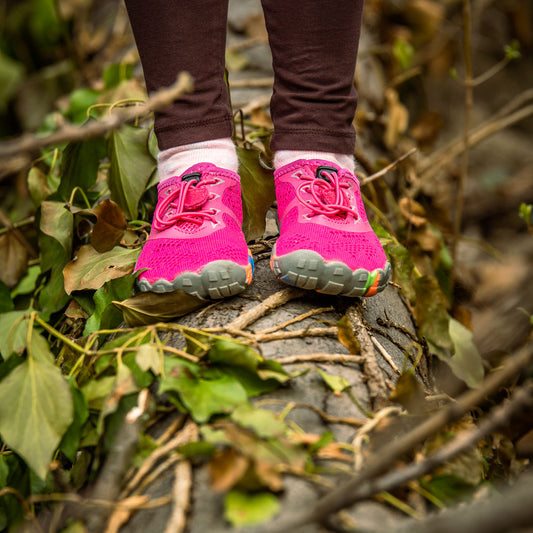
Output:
[
  {"xmin": 157, "ymin": 138, "xmax": 239, "ymax": 182},
  {"xmin": 274, "ymin": 150, "xmax": 355, "ymax": 174}
]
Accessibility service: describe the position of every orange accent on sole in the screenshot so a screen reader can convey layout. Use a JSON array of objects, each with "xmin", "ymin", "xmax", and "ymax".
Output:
[
  {"xmin": 364, "ymin": 272, "xmax": 381, "ymax": 297},
  {"xmin": 245, "ymin": 263, "xmax": 253, "ymax": 285}
]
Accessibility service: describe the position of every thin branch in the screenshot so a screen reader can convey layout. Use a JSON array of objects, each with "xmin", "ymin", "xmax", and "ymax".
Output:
[
  {"xmin": 254, "ymin": 306, "xmax": 334, "ymax": 336},
  {"xmin": 451, "ymin": 0, "xmax": 474, "ymax": 281},
  {"xmin": 360, "ymin": 148, "xmax": 417, "ymax": 186},
  {"xmin": 225, "ymin": 287, "xmax": 304, "ymax": 331},
  {"xmin": 255, "ymin": 326, "xmax": 338, "ymax": 343},
  {"xmin": 0, "ymin": 72, "xmax": 194, "ymax": 177},
  {"xmin": 276, "ymin": 353, "xmax": 365, "ymax": 365}
]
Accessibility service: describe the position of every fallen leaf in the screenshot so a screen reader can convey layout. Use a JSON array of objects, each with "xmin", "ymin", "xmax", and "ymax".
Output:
[
  {"xmin": 0, "ymin": 232, "xmax": 28, "ymax": 288},
  {"xmin": 384, "ymin": 88, "xmax": 409, "ymax": 149},
  {"xmin": 40, "ymin": 201, "xmax": 74, "ymax": 255},
  {"xmin": 114, "ymin": 290, "xmax": 205, "ymax": 327},
  {"xmin": 91, "ymin": 199, "xmax": 128, "ymax": 252},
  {"xmin": 208, "ymin": 448, "xmax": 250, "ymax": 492},
  {"xmin": 224, "ymin": 490, "xmax": 279, "ymax": 528},
  {"xmin": 337, "ymin": 315, "xmax": 360, "ymax": 354},
  {"xmin": 107, "ymin": 125, "xmax": 156, "ymax": 220},
  {"xmin": 63, "ymin": 244, "xmax": 139, "ymax": 294},
  {"xmin": 237, "ymin": 146, "xmax": 275, "ymax": 241},
  {"xmin": 399, "ymin": 197, "xmax": 428, "ymax": 227}
]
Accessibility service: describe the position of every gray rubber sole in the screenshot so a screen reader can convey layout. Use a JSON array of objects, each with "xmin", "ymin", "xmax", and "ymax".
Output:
[
  {"xmin": 137, "ymin": 260, "xmax": 250, "ymax": 299},
  {"xmin": 271, "ymin": 248, "xmax": 391, "ymax": 297}
]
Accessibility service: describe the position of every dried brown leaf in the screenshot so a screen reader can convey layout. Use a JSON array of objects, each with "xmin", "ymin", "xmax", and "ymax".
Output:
[
  {"xmin": 208, "ymin": 448, "xmax": 250, "ymax": 492},
  {"xmin": 91, "ymin": 199, "xmax": 128, "ymax": 253},
  {"xmin": 0, "ymin": 232, "xmax": 28, "ymax": 288},
  {"xmin": 399, "ymin": 197, "xmax": 428, "ymax": 227}
]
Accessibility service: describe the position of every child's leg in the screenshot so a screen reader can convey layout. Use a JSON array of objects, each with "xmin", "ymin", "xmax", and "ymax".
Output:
[
  {"xmin": 125, "ymin": 1, "xmax": 252, "ymax": 297},
  {"xmin": 262, "ymin": 0, "xmax": 391, "ymax": 297},
  {"xmin": 125, "ymin": 0, "xmax": 233, "ymax": 151}
]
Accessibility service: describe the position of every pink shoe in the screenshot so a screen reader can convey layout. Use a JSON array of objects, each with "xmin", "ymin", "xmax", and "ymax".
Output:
[
  {"xmin": 271, "ymin": 159, "xmax": 391, "ymax": 297},
  {"xmin": 136, "ymin": 163, "xmax": 253, "ymax": 298}
]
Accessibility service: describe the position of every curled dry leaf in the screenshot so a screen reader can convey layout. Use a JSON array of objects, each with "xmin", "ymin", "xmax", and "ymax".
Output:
[
  {"xmin": 91, "ymin": 199, "xmax": 128, "ymax": 253},
  {"xmin": 398, "ymin": 197, "xmax": 428, "ymax": 227},
  {"xmin": 0, "ymin": 232, "xmax": 28, "ymax": 289},
  {"xmin": 384, "ymin": 88, "xmax": 409, "ymax": 149}
]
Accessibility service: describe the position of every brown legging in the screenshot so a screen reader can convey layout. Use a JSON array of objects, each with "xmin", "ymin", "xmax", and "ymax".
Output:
[{"xmin": 124, "ymin": 0, "xmax": 364, "ymax": 154}]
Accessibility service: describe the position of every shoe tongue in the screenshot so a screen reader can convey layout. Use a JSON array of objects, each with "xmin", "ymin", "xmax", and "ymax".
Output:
[{"xmin": 183, "ymin": 185, "xmax": 209, "ymax": 210}]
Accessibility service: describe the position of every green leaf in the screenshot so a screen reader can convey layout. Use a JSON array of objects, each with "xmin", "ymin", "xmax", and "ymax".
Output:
[
  {"xmin": 81, "ymin": 376, "xmax": 115, "ymax": 410},
  {"xmin": 107, "ymin": 125, "xmax": 156, "ymax": 220},
  {"xmin": 27, "ymin": 166, "xmax": 53, "ymax": 207},
  {"xmin": 159, "ymin": 370, "xmax": 248, "ymax": 423},
  {"xmin": 10, "ymin": 265, "xmax": 41, "ymax": 298},
  {"xmin": 103, "ymin": 63, "xmax": 133, "ymax": 89},
  {"xmin": 40, "ymin": 201, "xmax": 74, "ymax": 255},
  {"xmin": 83, "ymin": 275, "xmax": 136, "ymax": 335},
  {"xmin": 65, "ymin": 88, "xmax": 100, "ymax": 124},
  {"xmin": 392, "ymin": 37, "xmax": 414, "ymax": 70},
  {"xmin": 208, "ymin": 338, "xmax": 262, "ymax": 372},
  {"xmin": 0, "ymin": 356, "xmax": 73, "ymax": 479},
  {"xmin": 63, "ymin": 244, "xmax": 140, "ymax": 294},
  {"xmin": 0, "ymin": 51, "xmax": 25, "ymax": 112},
  {"xmin": 224, "ymin": 490, "xmax": 280, "ymax": 527},
  {"xmin": 135, "ymin": 343, "xmax": 162, "ymax": 375},
  {"xmin": 177, "ymin": 441, "xmax": 216, "ymax": 459},
  {"xmin": 231, "ymin": 405, "xmax": 286, "ymax": 438},
  {"xmin": 0, "ymin": 311, "xmax": 28, "ymax": 360},
  {"xmin": 447, "ymin": 318, "xmax": 484, "ymax": 388},
  {"xmin": 237, "ymin": 146, "xmax": 275, "ymax": 241},
  {"xmin": 316, "ymin": 368, "xmax": 351, "ymax": 393},
  {"xmin": 58, "ymin": 139, "xmax": 106, "ymax": 202},
  {"xmin": 114, "ymin": 289, "xmax": 205, "ymax": 327},
  {"xmin": 504, "ymin": 40, "xmax": 521, "ymax": 60},
  {"xmin": 386, "ymin": 243, "xmax": 416, "ymax": 304},
  {"xmin": 0, "ymin": 281, "xmax": 14, "ymax": 312},
  {"xmin": 59, "ymin": 384, "xmax": 89, "ymax": 462}
]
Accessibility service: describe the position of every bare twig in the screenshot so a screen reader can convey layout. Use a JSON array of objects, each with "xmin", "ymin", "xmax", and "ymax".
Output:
[
  {"xmin": 255, "ymin": 306, "xmax": 334, "ymax": 336},
  {"xmin": 255, "ymin": 326, "xmax": 338, "ymax": 343},
  {"xmin": 225, "ymin": 287, "xmax": 304, "ymax": 331},
  {"xmin": 276, "ymin": 353, "xmax": 365, "ymax": 365},
  {"xmin": 346, "ymin": 306, "xmax": 389, "ymax": 409},
  {"xmin": 121, "ymin": 419, "xmax": 197, "ymax": 497},
  {"xmin": 0, "ymin": 72, "xmax": 194, "ymax": 177},
  {"xmin": 83, "ymin": 390, "xmax": 150, "ymax": 532},
  {"xmin": 163, "ymin": 460, "xmax": 193, "ymax": 533},
  {"xmin": 370, "ymin": 336, "xmax": 401, "ymax": 376},
  {"xmin": 360, "ymin": 148, "xmax": 417, "ymax": 186},
  {"xmin": 451, "ymin": 0, "xmax": 474, "ymax": 280},
  {"xmin": 255, "ymin": 399, "xmax": 366, "ymax": 428}
]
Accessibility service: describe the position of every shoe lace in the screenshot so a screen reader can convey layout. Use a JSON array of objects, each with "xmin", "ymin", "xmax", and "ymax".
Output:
[
  {"xmin": 295, "ymin": 166, "xmax": 358, "ymax": 219},
  {"xmin": 152, "ymin": 174, "xmax": 218, "ymax": 231}
]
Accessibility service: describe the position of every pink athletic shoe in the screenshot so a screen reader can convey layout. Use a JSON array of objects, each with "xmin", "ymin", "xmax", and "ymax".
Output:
[
  {"xmin": 271, "ymin": 159, "xmax": 391, "ymax": 297},
  {"xmin": 135, "ymin": 163, "xmax": 253, "ymax": 298}
]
